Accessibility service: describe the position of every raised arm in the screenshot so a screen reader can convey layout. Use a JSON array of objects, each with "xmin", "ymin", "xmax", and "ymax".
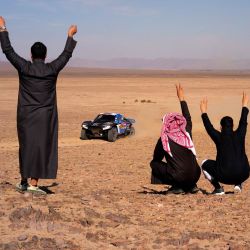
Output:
[
  {"xmin": 49, "ymin": 25, "xmax": 77, "ymax": 73},
  {"xmin": 236, "ymin": 92, "xmax": 249, "ymax": 137},
  {"xmin": 176, "ymin": 83, "xmax": 192, "ymax": 136},
  {"xmin": 200, "ymin": 97, "xmax": 220, "ymax": 143},
  {"xmin": 0, "ymin": 16, "xmax": 28, "ymax": 71}
]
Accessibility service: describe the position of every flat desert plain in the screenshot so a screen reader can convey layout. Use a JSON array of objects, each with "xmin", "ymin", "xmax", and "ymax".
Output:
[{"xmin": 0, "ymin": 69, "xmax": 250, "ymax": 250}]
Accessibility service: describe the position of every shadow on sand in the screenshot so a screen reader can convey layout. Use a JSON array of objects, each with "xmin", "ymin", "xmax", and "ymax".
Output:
[
  {"xmin": 39, "ymin": 182, "xmax": 59, "ymax": 194},
  {"xmin": 139, "ymin": 186, "xmax": 235, "ymax": 196}
]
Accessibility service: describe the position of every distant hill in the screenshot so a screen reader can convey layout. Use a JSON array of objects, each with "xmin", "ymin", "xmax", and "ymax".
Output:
[
  {"xmin": 1, "ymin": 58, "xmax": 250, "ymax": 72},
  {"xmin": 68, "ymin": 58, "xmax": 250, "ymax": 71},
  {"xmin": 0, "ymin": 61, "xmax": 12, "ymax": 69}
]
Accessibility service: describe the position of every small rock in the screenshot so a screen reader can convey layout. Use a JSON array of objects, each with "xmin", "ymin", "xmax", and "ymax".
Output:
[
  {"xmin": 84, "ymin": 208, "xmax": 101, "ymax": 218},
  {"xmin": 24, "ymin": 192, "xmax": 31, "ymax": 198},
  {"xmin": 105, "ymin": 212, "xmax": 130, "ymax": 224},
  {"xmin": 157, "ymin": 203, "xmax": 163, "ymax": 208},
  {"xmin": 40, "ymin": 237, "xmax": 57, "ymax": 249},
  {"xmin": 80, "ymin": 218, "xmax": 94, "ymax": 227},
  {"xmin": 18, "ymin": 234, "xmax": 28, "ymax": 241}
]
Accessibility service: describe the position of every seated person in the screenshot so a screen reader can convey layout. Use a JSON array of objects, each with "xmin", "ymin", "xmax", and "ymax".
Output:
[
  {"xmin": 150, "ymin": 84, "xmax": 201, "ymax": 194},
  {"xmin": 200, "ymin": 92, "xmax": 250, "ymax": 195}
]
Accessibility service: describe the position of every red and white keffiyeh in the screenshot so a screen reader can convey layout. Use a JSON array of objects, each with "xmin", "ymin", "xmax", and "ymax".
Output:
[{"xmin": 161, "ymin": 112, "xmax": 196, "ymax": 157}]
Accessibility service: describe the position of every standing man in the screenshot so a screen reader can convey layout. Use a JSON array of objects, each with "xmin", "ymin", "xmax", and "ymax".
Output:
[{"xmin": 0, "ymin": 16, "xmax": 77, "ymax": 194}]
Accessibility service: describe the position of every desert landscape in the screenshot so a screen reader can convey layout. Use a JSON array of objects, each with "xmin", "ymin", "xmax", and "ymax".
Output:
[{"xmin": 1, "ymin": 68, "xmax": 250, "ymax": 250}]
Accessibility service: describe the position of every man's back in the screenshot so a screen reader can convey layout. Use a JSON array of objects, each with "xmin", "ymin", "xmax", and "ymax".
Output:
[
  {"xmin": 217, "ymin": 130, "xmax": 249, "ymax": 183},
  {"xmin": 0, "ymin": 21, "xmax": 77, "ymax": 184},
  {"xmin": 18, "ymin": 60, "xmax": 58, "ymax": 108},
  {"xmin": 202, "ymin": 107, "xmax": 249, "ymax": 184}
]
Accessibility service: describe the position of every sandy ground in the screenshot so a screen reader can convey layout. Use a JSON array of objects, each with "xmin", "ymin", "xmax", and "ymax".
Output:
[{"xmin": 0, "ymin": 70, "xmax": 250, "ymax": 249}]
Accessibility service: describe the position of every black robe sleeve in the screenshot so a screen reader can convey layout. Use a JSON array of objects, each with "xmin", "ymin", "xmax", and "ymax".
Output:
[
  {"xmin": 49, "ymin": 36, "xmax": 77, "ymax": 73},
  {"xmin": 152, "ymin": 138, "xmax": 165, "ymax": 161},
  {"xmin": 201, "ymin": 113, "xmax": 220, "ymax": 143},
  {"xmin": 180, "ymin": 101, "xmax": 192, "ymax": 138},
  {"xmin": 0, "ymin": 31, "xmax": 28, "ymax": 71},
  {"xmin": 236, "ymin": 107, "xmax": 249, "ymax": 138}
]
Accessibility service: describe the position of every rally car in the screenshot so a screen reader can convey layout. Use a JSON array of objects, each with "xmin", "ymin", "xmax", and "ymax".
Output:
[{"xmin": 80, "ymin": 113, "xmax": 135, "ymax": 142}]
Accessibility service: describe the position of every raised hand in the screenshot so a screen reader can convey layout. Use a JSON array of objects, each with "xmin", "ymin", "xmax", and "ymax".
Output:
[
  {"xmin": 176, "ymin": 83, "xmax": 185, "ymax": 101},
  {"xmin": 242, "ymin": 91, "xmax": 249, "ymax": 107},
  {"xmin": 0, "ymin": 16, "xmax": 6, "ymax": 27},
  {"xmin": 200, "ymin": 97, "xmax": 208, "ymax": 113},
  {"xmin": 68, "ymin": 25, "xmax": 77, "ymax": 37}
]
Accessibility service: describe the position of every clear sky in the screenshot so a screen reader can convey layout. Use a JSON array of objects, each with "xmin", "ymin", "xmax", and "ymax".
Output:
[{"xmin": 1, "ymin": 0, "xmax": 250, "ymax": 61}]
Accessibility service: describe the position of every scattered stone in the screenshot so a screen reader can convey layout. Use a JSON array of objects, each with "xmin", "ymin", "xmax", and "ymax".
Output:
[
  {"xmin": 18, "ymin": 234, "xmax": 28, "ymax": 241},
  {"xmin": 97, "ymin": 221, "xmax": 119, "ymax": 228},
  {"xmin": 24, "ymin": 192, "xmax": 31, "ymax": 198},
  {"xmin": 0, "ymin": 241, "xmax": 19, "ymax": 250},
  {"xmin": 79, "ymin": 218, "xmax": 94, "ymax": 227},
  {"xmin": 84, "ymin": 207, "xmax": 101, "ymax": 218},
  {"xmin": 67, "ymin": 226, "xmax": 82, "ymax": 234},
  {"xmin": 152, "ymin": 245, "xmax": 161, "ymax": 249},
  {"xmin": 48, "ymin": 206, "xmax": 61, "ymax": 220},
  {"xmin": 47, "ymin": 222, "xmax": 55, "ymax": 232},
  {"xmin": 86, "ymin": 232, "xmax": 98, "ymax": 242},
  {"xmin": 39, "ymin": 237, "xmax": 57, "ymax": 249},
  {"xmin": 105, "ymin": 212, "xmax": 130, "ymax": 224},
  {"xmin": 86, "ymin": 231, "xmax": 113, "ymax": 242},
  {"xmin": 157, "ymin": 203, "xmax": 163, "ymax": 208},
  {"xmin": 9, "ymin": 206, "xmax": 33, "ymax": 223},
  {"xmin": 20, "ymin": 236, "xmax": 39, "ymax": 249},
  {"xmin": 189, "ymin": 231, "xmax": 221, "ymax": 240},
  {"xmin": 9, "ymin": 206, "xmax": 62, "ymax": 229},
  {"xmin": 110, "ymin": 240, "xmax": 131, "ymax": 247},
  {"xmin": 56, "ymin": 239, "xmax": 80, "ymax": 250}
]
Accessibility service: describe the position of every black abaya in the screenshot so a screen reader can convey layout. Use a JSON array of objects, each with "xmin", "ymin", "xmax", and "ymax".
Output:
[{"xmin": 0, "ymin": 31, "xmax": 77, "ymax": 179}]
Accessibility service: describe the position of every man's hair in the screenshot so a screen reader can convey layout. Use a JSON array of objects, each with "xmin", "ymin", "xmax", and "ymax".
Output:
[
  {"xmin": 220, "ymin": 116, "xmax": 233, "ymax": 130},
  {"xmin": 31, "ymin": 42, "xmax": 47, "ymax": 60}
]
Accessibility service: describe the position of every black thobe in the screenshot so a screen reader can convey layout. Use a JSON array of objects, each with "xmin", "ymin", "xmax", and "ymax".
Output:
[
  {"xmin": 0, "ymin": 31, "xmax": 77, "ymax": 179},
  {"xmin": 150, "ymin": 101, "xmax": 201, "ymax": 188},
  {"xmin": 201, "ymin": 107, "xmax": 250, "ymax": 184}
]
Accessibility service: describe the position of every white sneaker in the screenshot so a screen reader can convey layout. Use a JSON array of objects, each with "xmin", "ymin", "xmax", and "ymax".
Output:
[
  {"xmin": 201, "ymin": 159, "xmax": 208, "ymax": 166},
  {"xmin": 15, "ymin": 182, "xmax": 28, "ymax": 192},
  {"xmin": 203, "ymin": 170, "xmax": 213, "ymax": 181},
  {"xmin": 27, "ymin": 185, "xmax": 47, "ymax": 195},
  {"xmin": 234, "ymin": 185, "xmax": 242, "ymax": 193},
  {"xmin": 212, "ymin": 187, "xmax": 225, "ymax": 195}
]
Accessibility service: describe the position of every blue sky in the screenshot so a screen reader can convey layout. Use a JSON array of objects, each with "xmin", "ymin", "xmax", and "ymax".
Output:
[{"xmin": 1, "ymin": 0, "xmax": 250, "ymax": 61}]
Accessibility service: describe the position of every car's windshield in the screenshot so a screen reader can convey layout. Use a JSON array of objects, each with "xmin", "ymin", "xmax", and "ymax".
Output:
[{"xmin": 94, "ymin": 114, "xmax": 115, "ymax": 123}]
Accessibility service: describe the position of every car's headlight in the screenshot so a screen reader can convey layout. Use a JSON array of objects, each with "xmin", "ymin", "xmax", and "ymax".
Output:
[
  {"xmin": 103, "ymin": 125, "xmax": 111, "ymax": 130},
  {"xmin": 82, "ymin": 124, "xmax": 88, "ymax": 129}
]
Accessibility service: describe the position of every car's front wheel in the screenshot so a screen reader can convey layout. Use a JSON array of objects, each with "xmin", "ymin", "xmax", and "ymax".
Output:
[
  {"xmin": 107, "ymin": 127, "xmax": 118, "ymax": 142},
  {"xmin": 80, "ymin": 129, "xmax": 89, "ymax": 140}
]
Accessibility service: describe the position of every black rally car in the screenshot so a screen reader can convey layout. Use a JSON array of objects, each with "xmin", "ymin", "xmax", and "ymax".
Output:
[{"xmin": 80, "ymin": 112, "xmax": 135, "ymax": 142}]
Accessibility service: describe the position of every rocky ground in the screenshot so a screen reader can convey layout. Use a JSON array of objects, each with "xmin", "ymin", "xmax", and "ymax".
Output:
[{"xmin": 1, "ymin": 72, "xmax": 250, "ymax": 249}]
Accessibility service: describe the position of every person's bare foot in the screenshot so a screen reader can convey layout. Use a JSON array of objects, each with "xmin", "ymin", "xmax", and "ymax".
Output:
[{"xmin": 30, "ymin": 178, "xmax": 38, "ymax": 186}]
